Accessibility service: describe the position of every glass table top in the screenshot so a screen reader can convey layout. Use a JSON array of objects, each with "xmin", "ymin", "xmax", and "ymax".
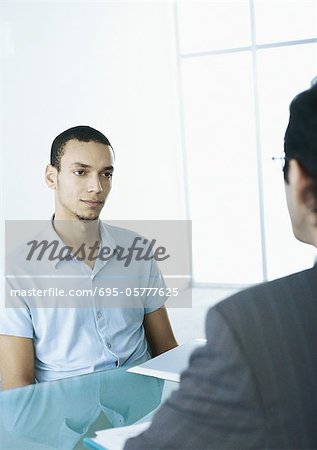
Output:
[{"xmin": 0, "ymin": 368, "xmax": 179, "ymax": 450}]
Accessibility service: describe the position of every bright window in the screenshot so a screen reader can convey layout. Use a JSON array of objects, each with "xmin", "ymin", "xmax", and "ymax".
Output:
[{"xmin": 176, "ymin": 0, "xmax": 317, "ymax": 285}]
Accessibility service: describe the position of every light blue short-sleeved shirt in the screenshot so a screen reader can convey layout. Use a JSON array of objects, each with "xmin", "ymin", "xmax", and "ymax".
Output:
[{"xmin": 1, "ymin": 221, "xmax": 166, "ymax": 382}]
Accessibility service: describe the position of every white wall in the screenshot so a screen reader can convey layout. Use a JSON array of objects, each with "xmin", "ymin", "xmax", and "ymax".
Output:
[{"xmin": 1, "ymin": 1, "xmax": 186, "ymax": 221}]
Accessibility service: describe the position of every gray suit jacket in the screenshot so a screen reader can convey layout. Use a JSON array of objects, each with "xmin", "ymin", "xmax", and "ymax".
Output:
[{"xmin": 125, "ymin": 266, "xmax": 317, "ymax": 449}]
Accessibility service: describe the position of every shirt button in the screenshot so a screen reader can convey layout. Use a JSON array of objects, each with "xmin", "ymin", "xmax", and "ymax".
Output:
[
  {"xmin": 97, "ymin": 311, "xmax": 103, "ymax": 319},
  {"xmin": 106, "ymin": 342, "xmax": 111, "ymax": 349}
]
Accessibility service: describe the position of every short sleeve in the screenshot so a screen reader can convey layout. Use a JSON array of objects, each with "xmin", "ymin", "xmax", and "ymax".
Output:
[
  {"xmin": 0, "ymin": 277, "xmax": 33, "ymax": 338},
  {"xmin": 0, "ymin": 305, "xmax": 34, "ymax": 338},
  {"xmin": 144, "ymin": 259, "xmax": 167, "ymax": 314}
]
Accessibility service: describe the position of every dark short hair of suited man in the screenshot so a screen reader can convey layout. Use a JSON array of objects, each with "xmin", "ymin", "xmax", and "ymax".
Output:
[{"xmin": 125, "ymin": 82, "xmax": 317, "ymax": 449}]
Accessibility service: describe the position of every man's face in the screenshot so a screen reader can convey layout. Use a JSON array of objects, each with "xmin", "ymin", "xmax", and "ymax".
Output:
[{"xmin": 54, "ymin": 139, "xmax": 114, "ymax": 221}]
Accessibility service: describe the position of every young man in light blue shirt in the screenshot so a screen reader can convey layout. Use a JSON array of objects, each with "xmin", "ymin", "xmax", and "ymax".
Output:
[{"xmin": 0, "ymin": 126, "xmax": 177, "ymax": 389}]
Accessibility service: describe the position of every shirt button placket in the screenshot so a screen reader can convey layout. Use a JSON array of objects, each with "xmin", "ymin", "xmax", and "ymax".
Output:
[{"xmin": 92, "ymin": 274, "xmax": 112, "ymax": 359}]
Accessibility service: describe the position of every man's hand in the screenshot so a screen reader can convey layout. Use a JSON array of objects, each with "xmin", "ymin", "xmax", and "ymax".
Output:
[
  {"xmin": 143, "ymin": 307, "xmax": 178, "ymax": 357},
  {"xmin": 0, "ymin": 335, "xmax": 35, "ymax": 390}
]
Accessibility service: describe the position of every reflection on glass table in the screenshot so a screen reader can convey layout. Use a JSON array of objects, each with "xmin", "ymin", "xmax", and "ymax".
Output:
[{"xmin": 0, "ymin": 367, "xmax": 178, "ymax": 450}]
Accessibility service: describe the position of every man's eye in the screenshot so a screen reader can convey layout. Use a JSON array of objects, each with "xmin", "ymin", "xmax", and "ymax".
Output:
[
  {"xmin": 74, "ymin": 170, "xmax": 86, "ymax": 176},
  {"xmin": 101, "ymin": 172, "xmax": 113, "ymax": 179}
]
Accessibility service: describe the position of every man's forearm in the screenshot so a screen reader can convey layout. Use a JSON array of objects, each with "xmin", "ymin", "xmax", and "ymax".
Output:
[
  {"xmin": 0, "ymin": 335, "xmax": 35, "ymax": 390},
  {"xmin": 1, "ymin": 375, "xmax": 35, "ymax": 390}
]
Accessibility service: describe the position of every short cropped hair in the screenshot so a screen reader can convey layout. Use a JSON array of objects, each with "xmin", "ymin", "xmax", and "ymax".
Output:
[
  {"xmin": 50, "ymin": 125, "xmax": 113, "ymax": 171},
  {"xmin": 284, "ymin": 82, "xmax": 317, "ymax": 210},
  {"xmin": 284, "ymin": 83, "xmax": 317, "ymax": 178}
]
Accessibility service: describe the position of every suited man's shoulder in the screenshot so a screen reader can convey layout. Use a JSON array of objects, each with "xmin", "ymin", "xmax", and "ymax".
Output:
[{"xmin": 207, "ymin": 265, "xmax": 317, "ymax": 327}]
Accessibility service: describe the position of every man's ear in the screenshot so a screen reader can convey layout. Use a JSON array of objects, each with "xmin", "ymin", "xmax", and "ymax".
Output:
[
  {"xmin": 45, "ymin": 165, "xmax": 58, "ymax": 190},
  {"xmin": 288, "ymin": 159, "xmax": 314, "ymax": 205}
]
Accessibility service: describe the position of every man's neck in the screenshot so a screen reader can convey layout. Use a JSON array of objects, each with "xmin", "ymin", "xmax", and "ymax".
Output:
[{"xmin": 53, "ymin": 216, "xmax": 101, "ymax": 250}]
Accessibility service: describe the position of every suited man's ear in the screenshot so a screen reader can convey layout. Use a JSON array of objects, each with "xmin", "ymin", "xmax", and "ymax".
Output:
[
  {"xmin": 288, "ymin": 159, "xmax": 314, "ymax": 207},
  {"xmin": 45, "ymin": 164, "xmax": 58, "ymax": 190}
]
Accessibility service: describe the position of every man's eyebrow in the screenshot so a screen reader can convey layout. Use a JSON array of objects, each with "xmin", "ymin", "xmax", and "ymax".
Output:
[
  {"xmin": 71, "ymin": 163, "xmax": 114, "ymax": 171},
  {"xmin": 71, "ymin": 162, "xmax": 91, "ymax": 168}
]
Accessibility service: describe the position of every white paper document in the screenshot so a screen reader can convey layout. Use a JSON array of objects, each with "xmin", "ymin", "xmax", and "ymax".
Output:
[
  {"xmin": 87, "ymin": 421, "xmax": 151, "ymax": 450},
  {"xmin": 127, "ymin": 339, "xmax": 206, "ymax": 382}
]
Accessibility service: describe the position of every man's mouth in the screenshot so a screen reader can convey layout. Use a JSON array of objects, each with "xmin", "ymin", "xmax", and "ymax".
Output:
[{"xmin": 80, "ymin": 200, "xmax": 104, "ymax": 208}]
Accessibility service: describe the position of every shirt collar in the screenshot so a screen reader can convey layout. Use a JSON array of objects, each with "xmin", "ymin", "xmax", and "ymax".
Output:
[{"xmin": 41, "ymin": 217, "xmax": 116, "ymax": 269}]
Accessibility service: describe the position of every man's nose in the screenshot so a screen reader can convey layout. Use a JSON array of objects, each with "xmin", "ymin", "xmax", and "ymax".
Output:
[{"xmin": 87, "ymin": 175, "xmax": 103, "ymax": 193}]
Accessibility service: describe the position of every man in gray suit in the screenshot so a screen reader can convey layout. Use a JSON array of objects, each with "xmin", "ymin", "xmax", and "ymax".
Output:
[{"xmin": 125, "ymin": 83, "xmax": 317, "ymax": 449}]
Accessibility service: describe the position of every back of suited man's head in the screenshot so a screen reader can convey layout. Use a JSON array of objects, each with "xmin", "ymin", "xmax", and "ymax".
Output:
[{"xmin": 284, "ymin": 80, "xmax": 317, "ymax": 181}]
